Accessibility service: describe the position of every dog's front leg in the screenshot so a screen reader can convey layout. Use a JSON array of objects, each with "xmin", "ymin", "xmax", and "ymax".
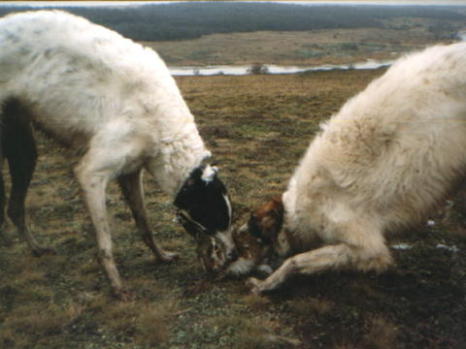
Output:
[
  {"xmin": 118, "ymin": 170, "xmax": 178, "ymax": 262},
  {"xmin": 75, "ymin": 155, "xmax": 125, "ymax": 298},
  {"xmin": 247, "ymin": 241, "xmax": 392, "ymax": 294},
  {"xmin": 0, "ymin": 169, "xmax": 10, "ymax": 246},
  {"xmin": 247, "ymin": 244, "xmax": 354, "ymax": 294}
]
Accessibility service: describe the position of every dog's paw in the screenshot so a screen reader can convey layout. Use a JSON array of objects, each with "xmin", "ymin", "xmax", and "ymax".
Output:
[
  {"xmin": 256, "ymin": 264, "xmax": 273, "ymax": 276},
  {"xmin": 113, "ymin": 287, "xmax": 135, "ymax": 302},
  {"xmin": 246, "ymin": 277, "xmax": 264, "ymax": 295},
  {"xmin": 157, "ymin": 250, "xmax": 179, "ymax": 263}
]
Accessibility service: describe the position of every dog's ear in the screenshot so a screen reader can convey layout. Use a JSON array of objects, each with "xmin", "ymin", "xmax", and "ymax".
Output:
[{"xmin": 248, "ymin": 196, "xmax": 284, "ymax": 244}]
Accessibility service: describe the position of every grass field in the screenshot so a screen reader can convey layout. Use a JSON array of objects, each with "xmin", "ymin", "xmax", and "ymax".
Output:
[
  {"xmin": 0, "ymin": 70, "xmax": 465, "ymax": 348},
  {"xmin": 144, "ymin": 17, "xmax": 463, "ymax": 67}
]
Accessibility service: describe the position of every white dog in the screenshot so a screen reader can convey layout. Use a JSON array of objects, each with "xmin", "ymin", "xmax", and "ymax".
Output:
[
  {"xmin": 0, "ymin": 10, "xmax": 234, "ymax": 298},
  {"xmin": 219, "ymin": 43, "xmax": 466, "ymax": 294}
]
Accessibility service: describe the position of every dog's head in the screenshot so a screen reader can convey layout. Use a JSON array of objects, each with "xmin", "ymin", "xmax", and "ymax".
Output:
[
  {"xmin": 247, "ymin": 196, "xmax": 284, "ymax": 246},
  {"xmin": 219, "ymin": 197, "xmax": 285, "ymax": 276},
  {"xmin": 174, "ymin": 164, "xmax": 236, "ymax": 273}
]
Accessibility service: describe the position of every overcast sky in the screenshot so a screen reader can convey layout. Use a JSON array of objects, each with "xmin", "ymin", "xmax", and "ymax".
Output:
[{"xmin": 4, "ymin": 1, "xmax": 466, "ymax": 7}]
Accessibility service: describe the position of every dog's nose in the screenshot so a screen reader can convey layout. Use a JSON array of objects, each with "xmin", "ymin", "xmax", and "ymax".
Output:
[{"xmin": 228, "ymin": 249, "xmax": 238, "ymax": 262}]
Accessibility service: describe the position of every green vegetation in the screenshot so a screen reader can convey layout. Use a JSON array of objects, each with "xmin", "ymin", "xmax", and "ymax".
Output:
[{"xmin": 1, "ymin": 71, "xmax": 465, "ymax": 348}]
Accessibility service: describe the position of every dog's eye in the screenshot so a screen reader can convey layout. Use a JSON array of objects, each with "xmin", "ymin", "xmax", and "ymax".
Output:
[
  {"xmin": 248, "ymin": 215, "xmax": 274, "ymax": 245},
  {"xmin": 248, "ymin": 216, "xmax": 262, "ymax": 238}
]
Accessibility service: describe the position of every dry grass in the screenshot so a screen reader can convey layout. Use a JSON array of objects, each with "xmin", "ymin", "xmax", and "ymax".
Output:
[
  {"xmin": 0, "ymin": 71, "xmax": 465, "ymax": 348},
  {"xmin": 144, "ymin": 19, "xmax": 461, "ymax": 67},
  {"xmin": 363, "ymin": 316, "xmax": 399, "ymax": 349}
]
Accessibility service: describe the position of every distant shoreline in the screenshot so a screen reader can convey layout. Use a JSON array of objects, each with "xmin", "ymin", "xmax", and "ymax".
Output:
[{"xmin": 168, "ymin": 60, "xmax": 393, "ymax": 76}]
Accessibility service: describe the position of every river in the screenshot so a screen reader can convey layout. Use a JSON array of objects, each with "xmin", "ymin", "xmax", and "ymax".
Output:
[
  {"xmin": 169, "ymin": 59, "xmax": 394, "ymax": 77},
  {"xmin": 169, "ymin": 32, "xmax": 466, "ymax": 77}
]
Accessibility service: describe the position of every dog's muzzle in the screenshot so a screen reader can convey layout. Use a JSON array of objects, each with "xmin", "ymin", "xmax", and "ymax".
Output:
[
  {"xmin": 175, "ymin": 209, "xmax": 208, "ymax": 240},
  {"xmin": 175, "ymin": 209, "xmax": 238, "ymax": 273}
]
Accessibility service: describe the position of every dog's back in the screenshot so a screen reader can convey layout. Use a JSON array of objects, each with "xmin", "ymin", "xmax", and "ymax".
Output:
[
  {"xmin": 0, "ymin": 10, "xmax": 183, "ymax": 146},
  {"xmin": 0, "ymin": 10, "xmax": 231, "ymax": 296},
  {"xmin": 286, "ymin": 42, "xmax": 466, "ymax": 238},
  {"xmin": 242, "ymin": 43, "xmax": 466, "ymax": 294}
]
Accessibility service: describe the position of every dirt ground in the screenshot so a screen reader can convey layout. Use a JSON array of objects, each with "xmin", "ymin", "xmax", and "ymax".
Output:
[{"xmin": 0, "ymin": 70, "xmax": 465, "ymax": 348}]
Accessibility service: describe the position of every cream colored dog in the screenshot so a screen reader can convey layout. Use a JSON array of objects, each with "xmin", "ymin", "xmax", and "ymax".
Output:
[{"xmin": 226, "ymin": 43, "xmax": 466, "ymax": 294}]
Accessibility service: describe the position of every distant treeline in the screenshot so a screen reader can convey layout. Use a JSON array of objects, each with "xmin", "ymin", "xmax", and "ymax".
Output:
[{"xmin": 0, "ymin": 2, "xmax": 464, "ymax": 41}]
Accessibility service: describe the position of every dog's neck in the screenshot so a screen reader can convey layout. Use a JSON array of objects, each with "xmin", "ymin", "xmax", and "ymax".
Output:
[
  {"xmin": 273, "ymin": 229, "xmax": 292, "ymax": 257},
  {"xmin": 145, "ymin": 123, "xmax": 211, "ymax": 197},
  {"xmin": 276, "ymin": 225, "xmax": 321, "ymax": 257},
  {"xmin": 274, "ymin": 201, "xmax": 306, "ymax": 257},
  {"xmin": 173, "ymin": 156, "xmax": 212, "ymax": 198}
]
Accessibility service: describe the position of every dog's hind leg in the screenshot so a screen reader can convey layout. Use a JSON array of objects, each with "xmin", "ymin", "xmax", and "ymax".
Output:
[
  {"xmin": 118, "ymin": 170, "xmax": 178, "ymax": 262},
  {"xmin": 0, "ymin": 128, "xmax": 9, "ymax": 246},
  {"xmin": 3, "ymin": 99, "xmax": 53, "ymax": 256}
]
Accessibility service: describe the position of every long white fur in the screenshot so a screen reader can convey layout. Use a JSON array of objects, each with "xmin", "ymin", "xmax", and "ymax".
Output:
[
  {"xmin": 0, "ymin": 10, "xmax": 211, "ymax": 295},
  {"xmin": 0, "ymin": 10, "xmax": 210, "ymax": 194},
  {"xmin": 249, "ymin": 42, "xmax": 466, "ymax": 294}
]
